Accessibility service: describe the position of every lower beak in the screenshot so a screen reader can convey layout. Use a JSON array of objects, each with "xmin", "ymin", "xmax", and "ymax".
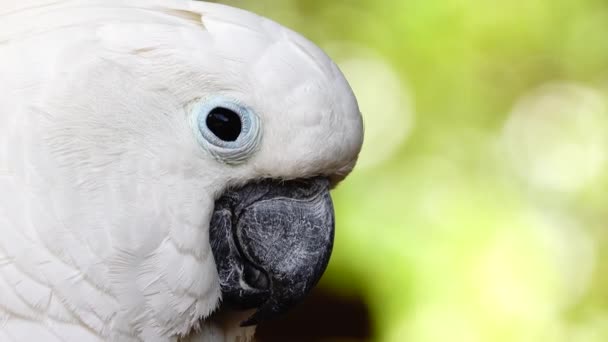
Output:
[{"xmin": 209, "ymin": 177, "xmax": 334, "ymax": 326}]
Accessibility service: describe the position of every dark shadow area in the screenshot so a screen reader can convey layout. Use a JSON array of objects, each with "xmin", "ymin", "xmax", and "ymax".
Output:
[{"xmin": 255, "ymin": 287, "xmax": 372, "ymax": 341}]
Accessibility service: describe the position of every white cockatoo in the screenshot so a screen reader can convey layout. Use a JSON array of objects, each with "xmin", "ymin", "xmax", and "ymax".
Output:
[{"xmin": 0, "ymin": 0, "xmax": 364, "ymax": 341}]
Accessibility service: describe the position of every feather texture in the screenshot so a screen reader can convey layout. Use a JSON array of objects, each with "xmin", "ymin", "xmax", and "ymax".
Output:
[{"xmin": 1, "ymin": 2, "xmax": 223, "ymax": 340}]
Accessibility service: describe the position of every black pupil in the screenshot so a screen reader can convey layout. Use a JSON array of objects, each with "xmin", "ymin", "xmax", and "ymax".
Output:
[{"xmin": 206, "ymin": 107, "xmax": 242, "ymax": 142}]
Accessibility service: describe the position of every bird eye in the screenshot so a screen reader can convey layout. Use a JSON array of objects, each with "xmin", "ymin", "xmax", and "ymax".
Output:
[
  {"xmin": 206, "ymin": 107, "xmax": 242, "ymax": 142},
  {"xmin": 192, "ymin": 97, "xmax": 262, "ymax": 164}
]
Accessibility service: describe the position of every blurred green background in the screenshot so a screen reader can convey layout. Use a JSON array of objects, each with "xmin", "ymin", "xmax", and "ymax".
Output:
[{"xmin": 214, "ymin": 1, "xmax": 608, "ymax": 341}]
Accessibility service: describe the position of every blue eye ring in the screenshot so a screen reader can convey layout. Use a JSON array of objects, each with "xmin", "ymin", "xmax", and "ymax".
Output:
[{"xmin": 191, "ymin": 97, "xmax": 262, "ymax": 164}]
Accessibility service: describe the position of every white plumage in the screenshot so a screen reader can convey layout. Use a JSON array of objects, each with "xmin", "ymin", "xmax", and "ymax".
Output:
[{"xmin": 0, "ymin": 0, "xmax": 363, "ymax": 341}]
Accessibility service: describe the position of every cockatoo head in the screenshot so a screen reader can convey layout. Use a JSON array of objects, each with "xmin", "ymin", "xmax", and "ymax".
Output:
[{"xmin": 8, "ymin": 0, "xmax": 363, "ymax": 340}]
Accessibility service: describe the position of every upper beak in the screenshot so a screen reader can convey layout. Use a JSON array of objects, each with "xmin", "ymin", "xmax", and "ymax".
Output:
[{"xmin": 209, "ymin": 177, "xmax": 334, "ymax": 326}]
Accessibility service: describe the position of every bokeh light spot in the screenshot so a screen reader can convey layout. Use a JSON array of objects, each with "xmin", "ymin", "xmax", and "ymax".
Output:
[
  {"xmin": 502, "ymin": 82, "xmax": 608, "ymax": 193},
  {"xmin": 327, "ymin": 43, "xmax": 414, "ymax": 170}
]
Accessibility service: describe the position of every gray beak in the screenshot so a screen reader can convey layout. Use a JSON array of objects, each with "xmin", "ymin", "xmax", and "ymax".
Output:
[{"xmin": 209, "ymin": 177, "xmax": 334, "ymax": 326}]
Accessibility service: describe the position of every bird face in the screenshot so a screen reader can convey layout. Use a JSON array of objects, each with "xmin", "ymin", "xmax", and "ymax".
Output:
[
  {"xmin": 184, "ymin": 1, "xmax": 363, "ymax": 329},
  {"xmin": 0, "ymin": 0, "xmax": 363, "ymax": 340}
]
